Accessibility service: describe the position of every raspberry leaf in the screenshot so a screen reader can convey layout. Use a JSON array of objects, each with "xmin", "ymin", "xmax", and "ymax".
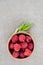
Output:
[
  {"xmin": 17, "ymin": 23, "xmax": 32, "ymax": 32},
  {"xmin": 22, "ymin": 24, "xmax": 32, "ymax": 31},
  {"xmin": 18, "ymin": 24, "xmax": 25, "ymax": 31}
]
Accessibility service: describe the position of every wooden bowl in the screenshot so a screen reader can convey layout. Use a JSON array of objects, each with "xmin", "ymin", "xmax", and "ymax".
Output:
[{"xmin": 7, "ymin": 31, "xmax": 34, "ymax": 60}]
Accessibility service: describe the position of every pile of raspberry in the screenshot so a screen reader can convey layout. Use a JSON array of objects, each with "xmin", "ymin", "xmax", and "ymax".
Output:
[{"xmin": 8, "ymin": 33, "xmax": 34, "ymax": 59}]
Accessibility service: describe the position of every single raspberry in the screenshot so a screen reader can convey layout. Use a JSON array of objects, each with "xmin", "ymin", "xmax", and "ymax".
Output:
[
  {"xmin": 21, "ymin": 42, "xmax": 28, "ymax": 49},
  {"xmin": 28, "ymin": 43, "xmax": 34, "ymax": 50},
  {"xmin": 14, "ymin": 43, "xmax": 21, "ymax": 51},
  {"xmin": 12, "ymin": 35, "xmax": 18, "ymax": 43},
  {"xmin": 19, "ymin": 34, "xmax": 25, "ymax": 42},
  {"xmin": 20, "ymin": 52, "xmax": 24, "ymax": 58},
  {"xmin": 26, "ymin": 36, "xmax": 32, "ymax": 43},
  {"xmin": 24, "ymin": 48, "xmax": 31, "ymax": 56},
  {"xmin": 9, "ymin": 43, "xmax": 14, "ymax": 49},
  {"xmin": 12, "ymin": 51, "xmax": 19, "ymax": 58}
]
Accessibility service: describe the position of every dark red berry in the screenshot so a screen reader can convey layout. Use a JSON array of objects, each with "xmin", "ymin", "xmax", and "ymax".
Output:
[
  {"xmin": 14, "ymin": 43, "xmax": 21, "ymax": 51},
  {"xmin": 26, "ymin": 36, "xmax": 32, "ymax": 43},
  {"xmin": 19, "ymin": 34, "xmax": 25, "ymax": 42},
  {"xmin": 12, "ymin": 51, "xmax": 19, "ymax": 58},
  {"xmin": 9, "ymin": 43, "xmax": 14, "ymax": 49},
  {"xmin": 24, "ymin": 48, "xmax": 31, "ymax": 56},
  {"xmin": 12, "ymin": 35, "xmax": 18, "ymax": 43},
  {"xmin": 28, "ymin": 43, "xmax": 34, "ymax": 50},
  {"xmin": 20, "ymin": 52, "xmax": 24, "ymax": 58},
  {"xmin": 21, "ymin": 42, "xmax": 28, "ymax": 49}
]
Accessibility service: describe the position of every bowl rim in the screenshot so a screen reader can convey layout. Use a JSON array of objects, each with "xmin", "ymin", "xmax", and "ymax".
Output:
[{"xmin": 7, "ymin": 31, "xmax": 35, "ymax": 60}]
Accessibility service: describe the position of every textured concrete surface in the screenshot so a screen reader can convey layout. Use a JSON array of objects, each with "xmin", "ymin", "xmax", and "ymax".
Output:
[{"xmin": 0, "ymin": 0, "xmax": 43, "ymax": 65}]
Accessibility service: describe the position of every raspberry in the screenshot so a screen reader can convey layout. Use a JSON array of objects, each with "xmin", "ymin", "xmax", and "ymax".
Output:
[
  {"xmin": 21, "ymin": 42, "xmax": 28, "ymax": 49},
  {"xmin": 9, "ymin": 43, "xmax": 14, "ymax": 49},
  {"xmin": 12, "ymin": 35, "xmax": 18, "ymax": 43},
  {"xmin": 24, "ymin": 48, "xmax": 31, "ymax": 56},
  {"xmin": 14, "ymin": 43, "xmax": 21, "ymax": 51},
  {"xmin": 20, "ymin": 52, "xmax": 24, "ymax": 58},
  {"xmin": 19, "ymin": 34, "xmax": 25, "ymax": 42},
  {"xmin": 12, "ymin": 51, "xmax": 19, "ymax": 58},
  {"xmin": 28, "ymin": 43, "xmax": 34, "ymax": 50},
  {"xmin": 26, "ymin": 36, "xmax": 32, "ymax": 43}
]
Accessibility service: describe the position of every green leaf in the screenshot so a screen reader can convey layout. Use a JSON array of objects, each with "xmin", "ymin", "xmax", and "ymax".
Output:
[
  {"xmin": 22, "ymin": 24, "xmax": 32, "ymax": 31},
  {"xmin": 18, "ymin": 23, "xmax": 32, "ymax": 31},
  {"xmin": 18, "ymin": 23, "xmax": 25, "ymax": 31}
]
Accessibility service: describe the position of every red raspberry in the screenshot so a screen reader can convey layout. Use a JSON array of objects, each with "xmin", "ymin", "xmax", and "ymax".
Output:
[
  {"xmin": 24, "ymin": 48, "xmax": 31, "ymax": 56},
  {"xmin": 20, "ymin": 52, "xmax": 24, "ymax": 58},
  {"xmin": 9, "ymin": 43, "xmax": 14, "ymax": 49},
  {"xmin": 28, "ymin": 43, "xmax": 34, "ymax": 50},
  {"xmin": 12, "ymin": 35, "xmax": 18, "ymax": 43},
  {"xmin": 12, "ymin": 51, "xmax": 19, "ymax": 58},
  {"xmin": 26, "ymin": 36, "xmax": 32, "ymax": 43},
  {"xmin": 21, "ymin": 42, "xmax": 28, "ymax": 49},
  {"xmin": 14, "ymin": 43, "xmax": 21, "ymax": 51},
  {"xmin": 19, "ymin": 34, "xmax": 25, "ymax": 42}
]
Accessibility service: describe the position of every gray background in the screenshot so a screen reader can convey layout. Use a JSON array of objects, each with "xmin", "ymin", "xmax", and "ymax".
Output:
[{"xmin": 0, "ymin": 0, "xmax": 43, "ymax": 65}]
